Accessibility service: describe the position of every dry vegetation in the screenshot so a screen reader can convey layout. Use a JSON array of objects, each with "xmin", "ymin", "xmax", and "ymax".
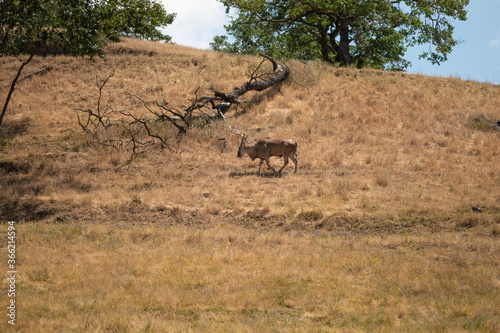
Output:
[
  {"xmin": 1, "ymin": 38, "xmax": 499, "ymax": 331},
  {"xmin": 3, "ymin": 223, "xmax": 500, "ymax": 332}
]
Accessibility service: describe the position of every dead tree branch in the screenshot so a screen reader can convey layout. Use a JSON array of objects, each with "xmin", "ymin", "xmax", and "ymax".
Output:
[
  {"xmin": 214, "ymin": 54, "xmax": 290, "ymax": 106},
  {"xmin": 0, "ymin": 66, "xmax": 52, "ymax": 88},
  {"xmin": 77, "ymin": 76, "xmax": 117, "ymax": 131},
  {"xmin": 76, "ymin": 55, "xmax": 290, "ymax": 158}
]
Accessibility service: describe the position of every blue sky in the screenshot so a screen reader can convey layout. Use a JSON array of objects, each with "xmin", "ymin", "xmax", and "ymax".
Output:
[{"xmin": 162, "ymin": 0, "xmax": 500, "ymax": 84}]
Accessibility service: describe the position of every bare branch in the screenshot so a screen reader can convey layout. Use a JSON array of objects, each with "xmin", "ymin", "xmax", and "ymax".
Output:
[
  {"xmin": 75, "ymin": 54, "xmax": 290, "ymax": 159},
  {"xmin": 0, "ymin": 66, "xmax": 52, "ymax": 88}
]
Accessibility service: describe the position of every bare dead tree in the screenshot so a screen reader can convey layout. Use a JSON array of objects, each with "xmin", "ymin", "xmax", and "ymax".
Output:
[
  {"xmin": 76, "ymin": 75, "xmax": 133, "ymax": 152},
  {"xmin": 76, "ymin": 54, "xmax": 290, "ymax": 158},
  {"xmin": 77, "ymin": 89, "xmax": 180, "ymax": 155},
  {"xmin": 76, "ymin": 75, "xmax": 114, "ymax": 127}
]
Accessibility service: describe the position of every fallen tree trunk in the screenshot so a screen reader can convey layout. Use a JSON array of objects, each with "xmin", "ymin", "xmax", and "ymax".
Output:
[
  {"xmin": 163, "ymin": 54, "xmax": 289, "ymax": 124},
  {"xmin": 76, "ymin": 54, "xmax": 290, "ymax": 158},
  {"xmin": 214, "ymin": 54, "xmax": 290, "ymax": 105}
]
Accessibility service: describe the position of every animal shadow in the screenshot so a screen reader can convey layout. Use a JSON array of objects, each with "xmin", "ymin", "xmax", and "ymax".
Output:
[{"xmin": 229, "ymin": 171, "xmax": 282, "ymax": 178}]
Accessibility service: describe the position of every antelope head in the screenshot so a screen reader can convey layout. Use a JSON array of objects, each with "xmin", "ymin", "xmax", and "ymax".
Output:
[{"xmin": 237, "ymin": 134, "xmax": 248, "ymax": 158}]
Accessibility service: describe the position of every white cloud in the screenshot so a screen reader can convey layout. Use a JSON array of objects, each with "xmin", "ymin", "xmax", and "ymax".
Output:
[
  {"xmin": 488, "ymin": 28, "xmax": 500, "ymax": 48},
  {"xmin": 161, "ymin": 0, "xmax": 231, "ymax": 49}
]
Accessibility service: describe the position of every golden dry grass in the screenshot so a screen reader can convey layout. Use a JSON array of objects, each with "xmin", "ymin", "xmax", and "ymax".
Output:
[
  {"xmin": 1, "ymin": 37, "xmax": 499, "ymax": 331},
  {"xmin": 1, "ymin": 222, "xmax": 499, "ymax": 332},
  {"xmin": 1, "ymin": 38, "xmax": 499, "ymax": 228}
]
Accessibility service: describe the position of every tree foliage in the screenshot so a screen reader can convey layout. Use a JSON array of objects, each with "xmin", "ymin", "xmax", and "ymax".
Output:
[
  {"xmin": 0, "ymin": 0, "xmax": 175, "ymax": 129},
  {"xmin": 0, "ymin": 0, "xmax": 175, "ymax": 58},
  {"xmin": 212, "ymin": 0, "xmax": 469, "ymax": 70}
]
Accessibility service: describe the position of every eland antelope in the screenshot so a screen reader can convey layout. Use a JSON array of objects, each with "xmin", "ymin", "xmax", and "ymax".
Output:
[{"xmin": 237, "ymin": 136, "xmax": 298, "ymax": 175}]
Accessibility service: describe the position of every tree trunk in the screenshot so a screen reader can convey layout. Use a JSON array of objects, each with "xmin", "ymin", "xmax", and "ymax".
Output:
[
  {"xmin": 214, "ymin": 54, "xmax": 290, "ymax": 104},
  {"xmin": 317, "ymin": 23, "xmax": 332, "ymax": 64},
  {"xmin": 0, "ymin": 54, "xmax": 35, "ymax": 130},
  {"xmin": 338, "ymin": 19, "xmax": 352, "ymax": 66},
  {"xmin": 329, "ymin": 19, "xmax": 352, "ymax": 66}
]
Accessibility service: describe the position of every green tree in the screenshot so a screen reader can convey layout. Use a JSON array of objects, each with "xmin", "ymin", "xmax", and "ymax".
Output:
[
  {"xmin": 212, "ymin": 0, "xmax": 468, "ymax": 70},
  {"xmin": 0, "ymin": 0, "xmax": 175, "ymax": 129}
]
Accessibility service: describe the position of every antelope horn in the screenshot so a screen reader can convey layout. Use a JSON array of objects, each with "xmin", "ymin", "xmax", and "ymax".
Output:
[{"xmin": 228, "ymin": 125, "xmax": 246, "ymax": 139}]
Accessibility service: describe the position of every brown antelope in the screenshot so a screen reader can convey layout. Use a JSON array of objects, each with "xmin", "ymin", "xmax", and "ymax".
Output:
[{"xmin": 237, "ymin": 135, "xmax": 298, "ymax": 175}]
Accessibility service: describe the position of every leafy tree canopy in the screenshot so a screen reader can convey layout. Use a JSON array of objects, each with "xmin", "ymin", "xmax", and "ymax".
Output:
[
  {"xmin": 0, "ymin": 0, "xmax": 175, "ymax": 58},
  {"xmin": 0, "ymin": 0, "xmax": 175, "ymax": 129},
  {"xmin": 211, "ymin": 0, "xmax": 469, "ymax": 70}
]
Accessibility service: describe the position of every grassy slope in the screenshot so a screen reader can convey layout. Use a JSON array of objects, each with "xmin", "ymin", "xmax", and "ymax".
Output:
[
  {"xmin": 1, "ymin": 38, "xmax": 499, "ymax": 229},
  {"xmin": 1, "ymin": 38, "xmax": 499, "ymax": 331}
]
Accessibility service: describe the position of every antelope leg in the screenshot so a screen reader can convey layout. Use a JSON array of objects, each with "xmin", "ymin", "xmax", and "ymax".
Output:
[
  {"xmin": 291, "ymin": 155, "xmax": 298, "ymax": 173},
  {"xmin": 257, "ymin": 160, "xmax": 263, "ymax": 174},
  {"xmin": 278, "ymin": 156, "xmax": 289, "ymax": 174},
  {"xmin": 265, "ymin": 158, "xmax": 278, "ymax": 174}
]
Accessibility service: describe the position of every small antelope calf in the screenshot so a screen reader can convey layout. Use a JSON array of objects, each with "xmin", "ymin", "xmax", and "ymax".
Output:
[{"xmin": 237, "ymin": 136, "xmax": 298, "ymax": 175}]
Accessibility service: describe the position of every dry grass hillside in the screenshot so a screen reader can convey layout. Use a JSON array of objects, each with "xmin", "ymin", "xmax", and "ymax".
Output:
[
  {"xmin": 1, "ymin": 38, "xmax": 499, "ymax": 331},
  {"xmin": 1, "ymin": 38, "xmax": 499, "ymax": 229}
]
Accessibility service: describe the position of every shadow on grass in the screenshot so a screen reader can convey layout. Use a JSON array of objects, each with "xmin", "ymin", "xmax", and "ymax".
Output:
[
  {"xmin": 0, "ymin": 116, "xmax": 31, "ymax": 144},
  {"xmin": 229, "ymin": 171, "xmax": 282, "ymax": 178}
]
